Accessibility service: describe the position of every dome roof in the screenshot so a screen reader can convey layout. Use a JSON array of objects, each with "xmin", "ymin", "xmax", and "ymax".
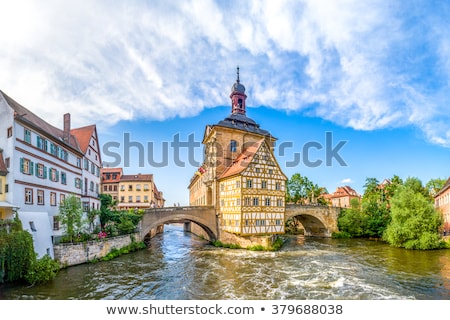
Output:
[{"xmin": 231, "ymin": 81, "xmax": 245, "ymax": 94}]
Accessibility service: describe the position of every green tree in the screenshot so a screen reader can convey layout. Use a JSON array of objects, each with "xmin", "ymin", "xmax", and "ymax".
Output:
[
  {"xmin": 337, "ymin": 198, "xmax": 366, "ymax": 237},
  {"xmin": 383, "ymin": 184, "xmax": 443, "ymax": 250},
  {"xmin": 426, "ymin": 177, "xmax": 448, "ymax": 197},
  {"xmin": 59, "ymin": 194, "xmax": 83, "ymax": 243}
]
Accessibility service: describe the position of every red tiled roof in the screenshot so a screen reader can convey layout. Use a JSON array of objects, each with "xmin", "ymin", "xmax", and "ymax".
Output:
[
  {"xmin": 120, "ymin": 173, "xmax": 153, "ymax": 182},
  {"xmin": 71, "ymin": 125, "xmax": 96, "ymax": 154},
  {"xmin": 101, "ymin": 168, "xmax": 123, "ymax": 182},
  {"xmin": 219, "ymin": 139, "xmax": 263, "ymax": 179},
  {"xmin": 1, "ymin": 90, "xmax": 81, "ymax": 152},
  {"xmin": 329, "ymin": 186, "xmax": 360, "ymax": 198}
]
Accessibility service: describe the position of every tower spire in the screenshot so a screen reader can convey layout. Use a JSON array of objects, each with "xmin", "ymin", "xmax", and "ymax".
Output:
[{"xmin": 230, "ymin": 66, "xmax": 247, "ymax": 115}]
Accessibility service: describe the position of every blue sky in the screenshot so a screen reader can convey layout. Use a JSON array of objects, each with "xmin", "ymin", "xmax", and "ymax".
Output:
[{"xmin": 1, "ymin": 1, "xmax": 450, "ymax": 205}]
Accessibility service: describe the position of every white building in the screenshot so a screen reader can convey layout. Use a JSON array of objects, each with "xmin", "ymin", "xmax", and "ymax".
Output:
[{"xmin": 0, "ymin": 90, "xmax": 102, "ymax": 258}]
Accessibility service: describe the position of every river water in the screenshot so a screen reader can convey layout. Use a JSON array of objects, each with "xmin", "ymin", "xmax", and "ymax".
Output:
[{"xmin": 1, "ymin": 224, "xmax": 449, "ymax": 300}]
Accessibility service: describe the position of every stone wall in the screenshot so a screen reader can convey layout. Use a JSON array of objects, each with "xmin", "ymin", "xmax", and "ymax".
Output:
[
  {"xmin": 53, "ymin": 232, "xmax": 141, "ymax": 267},
  {"xmin": 219, "ymin": 231, "xmax": 276, "ymax": 249}
]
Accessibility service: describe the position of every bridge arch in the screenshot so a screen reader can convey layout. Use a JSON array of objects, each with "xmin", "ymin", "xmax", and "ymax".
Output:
[
  {"xmin": 285, "ymin": 204, "xmax": 340, "ymax": 237},
  {"xmin": 140, "ymin": 206, "xmax": 218, "ymax": 242}
]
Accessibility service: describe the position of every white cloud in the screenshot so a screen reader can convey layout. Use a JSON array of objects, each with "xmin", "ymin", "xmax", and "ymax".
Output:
[
  {"xmin": 341, "ymin": 178, "xmax": 353, "ymax": 184},
  {"xmin": 1, "ymin": 0, "xmax": 450, "ymax": 146}
]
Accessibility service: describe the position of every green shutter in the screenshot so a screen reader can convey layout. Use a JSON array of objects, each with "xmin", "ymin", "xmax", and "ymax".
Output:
[
  {"xmin": 44, "ymin": 166, "xmax": 48, "ymax": 179},
  {"xmin": 35, "ymin": 163, "xmax": 39, "ymax": 177},
  {"xmin": 20, "ymin": 158, "xmax": 24, "ymax": 173},
  {"xmin": 30, "ymin": 161, "xmax": 34, "ymax": 175}
]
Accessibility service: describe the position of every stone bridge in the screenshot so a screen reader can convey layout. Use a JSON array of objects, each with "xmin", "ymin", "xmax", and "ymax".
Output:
[
  {"xmin": 285, "ymin": 204, "xmax": 340, "ymax": 237},
  {"xmin": 141, "ymin": 204, "xmax": 340, "ymax": 241},
  {"xmin": 140, "ymin": 206, "xmax": 217, "ymax": 241}
]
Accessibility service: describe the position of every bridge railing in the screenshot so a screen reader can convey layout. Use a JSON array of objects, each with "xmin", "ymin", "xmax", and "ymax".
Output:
[{"xmin": 144, "ymin": 205, "xmax": 215, "ymax": 213}]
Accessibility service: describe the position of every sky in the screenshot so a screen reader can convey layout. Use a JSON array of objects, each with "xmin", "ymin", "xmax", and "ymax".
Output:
[{"xmin": 1, "ymin": 0, "xmax": 450, "ymax": 205}]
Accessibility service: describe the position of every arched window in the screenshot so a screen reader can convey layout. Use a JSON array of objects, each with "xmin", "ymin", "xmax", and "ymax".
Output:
[{"xmin": 230, "ymin": 140, "xmax": 237, "ymax": 152}]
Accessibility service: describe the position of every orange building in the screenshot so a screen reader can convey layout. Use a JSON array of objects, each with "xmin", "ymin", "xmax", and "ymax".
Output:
[{"xmin": 325, "ymin": 186, "xmax": 361, "ymax": 208}]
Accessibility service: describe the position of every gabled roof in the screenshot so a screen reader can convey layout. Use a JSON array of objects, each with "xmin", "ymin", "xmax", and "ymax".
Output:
[
  {"xmin": 219, "ymin": 139, "xmax": 263, "ymax": 179},
  {"xmin": 71, "ymin": 125, "xmax": 96, "ymax": 154},
  {"xmin": 329, "ymin": 186, "xmax": 360, "ymax": 198},
  {"xmin": 0, "ymin": 90, "xmax": 81, "ymax": 152}
]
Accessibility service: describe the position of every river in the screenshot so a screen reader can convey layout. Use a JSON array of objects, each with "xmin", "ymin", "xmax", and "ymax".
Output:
[{"xmin": 1, "ymin": 224, "xmax": 449, "ymax": 300}]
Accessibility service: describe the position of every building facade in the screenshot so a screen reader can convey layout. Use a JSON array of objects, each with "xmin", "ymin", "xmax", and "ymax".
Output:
[
  {"xmin": 188, "ymin": 69, "xmax": 287, "ymax": 236},
  {"xmin": 325, "ymin": 185, "xmax": 361, "ymax": 208},
  {"xmin": 100, "ymin": 169, "xmax": 165, "ymax": 210},
  {"xmin": 0, "ymin": 90, "xmax": 101, "ymax": 258},
  {"xmin": 434, "ymin": 177, "xmax": 450, "ymax": 235}
]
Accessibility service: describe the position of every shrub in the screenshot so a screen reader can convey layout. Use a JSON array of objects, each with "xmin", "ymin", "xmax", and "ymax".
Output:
[{"xmin": 24, "ymin": 254, "xmax": 60, "ymax": 286}]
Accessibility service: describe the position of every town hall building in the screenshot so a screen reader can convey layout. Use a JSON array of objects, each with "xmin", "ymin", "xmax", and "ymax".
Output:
[{"xmin": 188, "ymin": 68, "xmax": 287, "ymax": 236}]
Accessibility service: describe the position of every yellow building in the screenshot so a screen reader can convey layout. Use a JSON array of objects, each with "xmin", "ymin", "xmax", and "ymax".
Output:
[
  {"xmin": 0, "ymin": 149, "xmax": 16, "ymax": 220},
  {"xmin": 118, "ymin": 174, "xmax": 165, "ymax": 210},
  {"xmin": 189, "ymin": 68, "xmax": 287, "ymax": 236}
]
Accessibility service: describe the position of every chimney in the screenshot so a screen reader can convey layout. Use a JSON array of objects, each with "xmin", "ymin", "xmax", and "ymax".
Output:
[{"xmin": 63, "ymin": 113, "xmax": 71, "ymax": 142}]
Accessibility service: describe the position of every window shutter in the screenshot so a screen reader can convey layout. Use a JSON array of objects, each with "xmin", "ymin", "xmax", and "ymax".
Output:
[
  {"xmin": 20, "ymin": 158, "xmax": 24, "ymax": 173},
  {"xmin": 56, "ymin": 170, "xmax": 59, "ymax": 182},
  {"xmin": 44, "ymin": 166, "xmax": 48, "ymax": 179},
  {"xmin": 30, "ymin": 161, "xmax": 34, "ymax": 175},
  {"xmin": 35, "ymin": 163, "xmax": 39, "ymax": 177}
]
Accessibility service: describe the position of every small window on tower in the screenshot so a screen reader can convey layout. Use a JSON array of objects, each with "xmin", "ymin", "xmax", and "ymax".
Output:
[
  {"xmin": 238, "ymin": 98, "xmax": 243, "ymax": 108},
  {"xmin": 230, "ymin": 140, "xmax": 237, "ymax": 152}
]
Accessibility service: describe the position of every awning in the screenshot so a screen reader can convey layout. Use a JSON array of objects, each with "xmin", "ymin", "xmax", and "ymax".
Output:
[{"xmin": 0, "ymin": 201, "xmax": 20, "ymax": 209}]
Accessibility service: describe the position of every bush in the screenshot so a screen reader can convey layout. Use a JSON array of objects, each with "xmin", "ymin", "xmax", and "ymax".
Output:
[{"xmin": 24, "ymin": 254, "xmax": 60, "ymax": 286}]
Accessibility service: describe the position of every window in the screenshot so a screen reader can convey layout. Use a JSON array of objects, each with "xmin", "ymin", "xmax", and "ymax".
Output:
[
  {"xmin": 236, "ymin": 198, "xmax": 241, "ymax": 206},
  {"xmin": 50, "ymin": 168, "xmax": 59, "ymax": 182},
  {"xmin": 269, "ymin": 169, "xmax": 273, "ymax": 174},
  {"xmin": 50, "ymin": 143, "xmax": 57, "ymax": 156},
  {"xmin": 90, "ymin": 181, "xmax": 94, "ymax": 191},
  {"xmin": 275, "ymin": 182, "xmax": 281, "ymax": 190},
  {"xmin": 230, "ymin": 140, "xmax": 237, "ymax": 152},
  {"xmin": 261, "ymin": 180, "xmax": 267, "ymax": 189},
  {"xmin": 37, "ymin": 190, "xmax": 44, "ymax": 205},
  {"xmin": 82, "ymin": 202, "xmax": 89, "ymax": 212},
  {"xmin": 255, "ymin": 168, "xmax": 260, "ymax": 173},
  {"xmin": 136, "ymin": 184, "xmax": 141, "ymax": 191},
  {"xmin": 76, "ymin": 157, "xmax": 81, "ymax": 168},
  {"xmin": 84, "ymin": 158, "xmax": 89, "ymax": 170},
  {"xmin": 5, "ymin": 184, "xmax": 8, "ymax": 193},
  {"xmin": 220, "ymin": 183, "xmax": 224, "ymax": 191},
  {"xmin": 37, "ymin": 136, "xmax": 47, "ymax": 151},
  {"xmin": 236, "ymin": 181, "xmax": 240, "ymax": 188},
  {"xmin": 61, "ymin": 172, "xmax": 67, "ymax": 185},
  {"xmin": 128, "ymin": 196, "xmax": 133, "ymax": 203},
  {"xmin": 29, "ymin": 221, "xmax": 37, "ymax": 232},
  {"xmin": 5, "ymin": 157, "xmax": 10, "ymax": 168},
  {"xmin": 277, "ymin": 199, "xmax": 283, "ymax": 207},
  {"xmin": 53, "ymin": 216, "xmax": 60, "ymax": 230},
  {"xmin": 20, "ymin": 158, "xmax": 33, "ymax": 175},
  {"xmin": 113, "ymin": 185, "xmax": 118, "ymax": 191},
  {"xmin": 121, "ymin": 196, "xmax": 125, "ymax": 202},
  {"xmin": 244, "ymin": 197, "xmax": 251, "ymax": 206},
  {"xmin": 121, "ymin": 185, "xmax": 125, "ymax": 191},
  {"xmin": 90, "ymin": 162, "xmax": 95, "ymax": 174},
  {"xmin": 144, "ymin": 195, "xmax": 149, "ymax": 202},
  {"xmin": 136, "ymin": 196, "xmax": 141, "ymax": 203},
  {"xmin": 36, "ymin": 163, "xmax": 46, "ymax": 179},
  {"xmin": 50, "ymin": 192, "xmax": 57, "ymax": 206},
  {"xmin": 60, "ymin": 194, "xmax": 65, "ymax": 204},
  {"xmin": 265, "ymin": 198, "xmax": 271, "ymax": 206},
  {"xmin": 253, "ymin": 197, "xmax": 259, "ymax": 206},
  {"xmin": 25, "ymin": 188, "xmax": 33, "ymax": 204},
  {"xmin": 246, "ymin": 179, "xmax": 252, "ymax": 188},
  {"xmin": 7, "ymin": 127, "xmax": 12, "ymax": 138},
  {"xmin": 128, "ymin": 185, "xmax": 133, "ymax": 191},
  {"xmin": 24, "ymin": 129, "xmax": 31, "ymax": 143},
  {"xmin": 74, "ymin": 178, "xmax": 82, "ymax": 189},
  {"xmin": 103, "ymin": 185, "xmax": 108, "ymax": 192},
  {"xmin": 275, "ymin": 219, "xmax": 282, "ymax": 226}
]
